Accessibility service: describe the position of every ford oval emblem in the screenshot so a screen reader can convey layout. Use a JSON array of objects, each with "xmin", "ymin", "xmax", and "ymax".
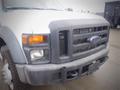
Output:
[{"xmin": 88, "ymin": 36, "xmax": 101, "ymax": 44}]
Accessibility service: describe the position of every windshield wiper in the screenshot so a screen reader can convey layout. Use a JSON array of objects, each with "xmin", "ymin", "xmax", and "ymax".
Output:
[
  {"xmin": 6, "ymin": 7, "xmax": 44, "ymax": 10},
  {"xmin": 6, "ymin": 7, "xmax": 62, "ymax": 11}
]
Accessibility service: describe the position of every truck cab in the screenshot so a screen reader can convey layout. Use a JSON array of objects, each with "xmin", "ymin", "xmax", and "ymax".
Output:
[{"xmin": 0, "ymin": 0, "xmax": 110, "ymax": 90}]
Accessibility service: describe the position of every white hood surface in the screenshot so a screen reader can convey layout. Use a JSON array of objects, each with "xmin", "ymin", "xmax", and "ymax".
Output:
[{"xmin": 0, "ymin": 10, "xmax": 108, "ymax": 45}]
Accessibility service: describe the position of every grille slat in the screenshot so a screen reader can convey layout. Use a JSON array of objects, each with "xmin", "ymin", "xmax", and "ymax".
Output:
[
  {"xmin": 73, "ymin": 45, "xmax": 106, "ymax": 59},
  {"xmin": 73, "ymin": 26, "xmax": 108, "ymax": 35},
  {"xmin": 73, "ymin": 30, "xmax": 108, "ymax": 40},
  {"xmin": 73, "ymin": 43, "xmax": 90, "ymax": 53}
]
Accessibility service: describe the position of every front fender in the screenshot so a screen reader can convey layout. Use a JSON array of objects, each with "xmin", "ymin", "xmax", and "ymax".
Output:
[{"xmin": 0, "ymin": 25, "xmax": 28, "ymax": 64}]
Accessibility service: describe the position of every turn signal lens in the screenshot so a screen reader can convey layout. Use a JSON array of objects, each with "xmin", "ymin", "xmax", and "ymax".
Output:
[
  {"xmin": 29, "ymin": 35, "xmax": 45, "ymax": 45},
  {"xmin": 22, "ymin": 35, "xmax": 47, "ymax": 45}
]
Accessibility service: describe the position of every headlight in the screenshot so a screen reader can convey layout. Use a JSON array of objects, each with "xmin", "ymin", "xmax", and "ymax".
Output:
[
  {"xmin": 22, "ymin": 34, "xmax": 50, "ymax": 64},
  {"xmin": 30, "ymin": 49, "xmax": 44, "ymax": 61}
]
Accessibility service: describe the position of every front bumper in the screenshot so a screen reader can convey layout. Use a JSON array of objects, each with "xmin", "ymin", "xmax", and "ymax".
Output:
[{"xmin": 16, "ymin": 48, "xmax": 108, "ymax": 86}]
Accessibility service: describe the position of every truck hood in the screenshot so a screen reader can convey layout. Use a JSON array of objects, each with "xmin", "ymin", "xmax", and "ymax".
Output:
[
  {"xmin": 0, "ymin": 10, "xmax": 108, "ymax": 33},
  {"xmin": 0, "ymin": 10, "xmax": 108, "ymax": 45}
]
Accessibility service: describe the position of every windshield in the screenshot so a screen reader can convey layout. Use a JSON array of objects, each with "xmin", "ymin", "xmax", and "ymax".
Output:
[{"xmin": 3, "ymin": 0, "xmax": 65, "ymax": 10}]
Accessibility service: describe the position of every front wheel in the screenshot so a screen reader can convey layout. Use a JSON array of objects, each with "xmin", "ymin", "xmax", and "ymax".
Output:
[
  {"xmin": 2, "ymin": 63, "xmax": 13, "ymax": 90},
  {"xmin": 0, "ymin": 46, "xmax": 30, "ymax": 90}
]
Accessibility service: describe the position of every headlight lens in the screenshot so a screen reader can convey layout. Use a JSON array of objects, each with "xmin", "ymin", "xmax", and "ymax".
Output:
[{"xmin": 30, "ymin": 49, "xmax": 44, "ymax": 61}]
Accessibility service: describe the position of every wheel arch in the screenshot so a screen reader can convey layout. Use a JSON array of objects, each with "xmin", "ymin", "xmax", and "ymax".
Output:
[{"xmin": 0, "ymin": 25, "xmax": 28, "ymax": 64}]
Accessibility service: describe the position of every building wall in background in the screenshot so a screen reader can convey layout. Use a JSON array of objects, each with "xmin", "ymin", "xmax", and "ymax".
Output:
[
  {"xmin": 0, "ymin": 0, "xmax": 119, "ymax": 13},
  {"xmin": 59, "ymin": 0, "xmax": 119, "ymax": 13}
]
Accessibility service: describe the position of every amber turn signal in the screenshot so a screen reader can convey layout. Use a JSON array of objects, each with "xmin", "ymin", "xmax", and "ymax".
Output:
[
  {"xmin": 29, "ymin": 35, "xmax": 45, "ymax": 45},
  {"xmin": 22, "ymin": 35, "xmax": 47, "ymax": 45}
]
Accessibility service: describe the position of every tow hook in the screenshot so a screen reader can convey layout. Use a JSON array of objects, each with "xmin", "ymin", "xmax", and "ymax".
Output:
[
  {"xmin": 67, "ymin": 70, "xmax": 79, "ymax": 79},
  {"xmin": 60, "ymin": 67, "xmax": 79, "ymax": 80}
]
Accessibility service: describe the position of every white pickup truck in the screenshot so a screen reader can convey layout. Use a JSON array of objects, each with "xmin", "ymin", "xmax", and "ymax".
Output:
[{"xmin": 0, "ymin": 0, "xmax": 109, "ymax": 90}]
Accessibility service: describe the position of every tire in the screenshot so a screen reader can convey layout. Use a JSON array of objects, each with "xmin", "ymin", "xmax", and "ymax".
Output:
[{"xmin": 0, "ymin": 46, "xmax": 30, "ymax": 90}]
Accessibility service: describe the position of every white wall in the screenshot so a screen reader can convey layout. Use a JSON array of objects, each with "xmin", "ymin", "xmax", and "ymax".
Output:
[
  {"xmin": 59, "ymin": 0, "xmax": 119, "ymax": 13},
  {"xmin": 0, "ymin": 0, "xmax": 119, "ymax": 13}
]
